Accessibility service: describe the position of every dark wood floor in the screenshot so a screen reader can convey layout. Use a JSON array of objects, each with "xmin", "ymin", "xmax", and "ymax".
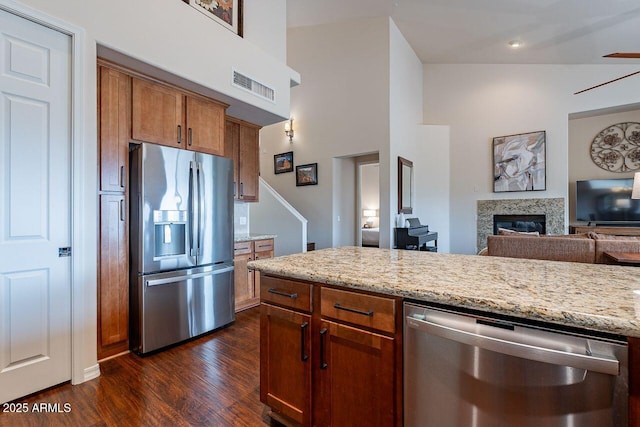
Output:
[{"xmin": 0, "ymin": 308, "xmax": 275, "ymax": 427}]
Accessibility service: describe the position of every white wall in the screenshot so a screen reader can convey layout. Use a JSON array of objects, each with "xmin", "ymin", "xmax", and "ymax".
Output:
[
  {"xmin": 388, "ymin": 19, "xmax": 425, "ymax": 247},
  {"xmin": 14, "ymin": 0, "xmax": 295, "ymax": 125},
  {"xmin": 417, "ymin": 125, "xmax": 451, "ymax": 253},
  {"xmin": 234, "ymin": 202, "xmax": 250, "ymax": 235},
  {"xmin": 332, "ymin": 157, "xmax": 357, "ymax": 247},
  {"xmin": 243, "ymin": 0, "xmax": 287, "ymax": 63},
  {"xmin": 568, "ymin": 107, "xmax": 640, "ymax": 222},
  {"xmin": 259, "ymin": 17, "xmax": 391, "ymax": 250},
  {"xmin": 423, "ymin": 64, "xmax": 640, "ymax": 254},
  {"xmin": 249, "ymin": 180, "xmax": 307, "ymax": 256}
]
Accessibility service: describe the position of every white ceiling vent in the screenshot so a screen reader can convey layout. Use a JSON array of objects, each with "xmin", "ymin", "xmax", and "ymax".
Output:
[{"xmin": 232, "ymin": 70, "xmax": 275, "ymax": 103}]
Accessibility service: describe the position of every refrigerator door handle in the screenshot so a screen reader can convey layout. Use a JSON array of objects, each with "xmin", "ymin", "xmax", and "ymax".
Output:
[
  {"xmin": 145, "ymin": 266, "xmax": 235, "ymax": 286},
  {"xmin": 198, "ymin": 161, "xmax": 205, "ymax": 257},
  {"xmin": 189, "ymin": 161, "xmax": 197, "ymax": 257}
]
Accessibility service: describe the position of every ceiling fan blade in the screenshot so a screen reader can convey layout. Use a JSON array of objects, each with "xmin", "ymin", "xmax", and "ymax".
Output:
[
  {"xmin": 574, "ymin": 70, "xmax": 640, "ymax": 95},
  {"xmin": 604, "ymin": 53, "xmax": 640, "ymax": 59}
]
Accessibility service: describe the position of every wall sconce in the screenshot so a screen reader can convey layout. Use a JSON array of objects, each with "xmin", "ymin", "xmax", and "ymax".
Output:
[
  {"xmin": 284, "ymin": 118, "xmax": 294, "ymax": 143},
  {"xmin": 633, "ymin": 172, "xmax": 640, "ymax": 199}
]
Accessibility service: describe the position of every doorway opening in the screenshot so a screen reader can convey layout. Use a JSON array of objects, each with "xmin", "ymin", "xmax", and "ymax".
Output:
[{"xmin": 357, "ymin": 156, "xmax": 380, "ymax": 247}]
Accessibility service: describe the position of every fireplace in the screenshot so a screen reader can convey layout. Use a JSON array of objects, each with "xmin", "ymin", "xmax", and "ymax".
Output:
[
  {"xmin": 477, "ymin": 198, "xmax": 564, "ymax": 250},
  {"xmin": 493, "ymin": 214, "xmax": 546, "ymax": 235}
]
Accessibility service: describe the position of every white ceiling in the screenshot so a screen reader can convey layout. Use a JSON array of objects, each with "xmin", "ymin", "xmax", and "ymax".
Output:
[{"xmin": 287, "ymin": 0, "xmax": 640, "ymax": 65}]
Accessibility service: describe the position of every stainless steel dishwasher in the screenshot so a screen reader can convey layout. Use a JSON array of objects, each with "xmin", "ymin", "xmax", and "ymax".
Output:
[{"xmin": 404, "ymin": 302, "xmax": 628, "ymax": 427}]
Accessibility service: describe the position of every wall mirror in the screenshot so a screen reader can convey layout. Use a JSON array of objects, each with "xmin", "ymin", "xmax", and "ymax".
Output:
[{"xmin": 398, "ymin": 156, "xmax": 413, "ymax": 214}]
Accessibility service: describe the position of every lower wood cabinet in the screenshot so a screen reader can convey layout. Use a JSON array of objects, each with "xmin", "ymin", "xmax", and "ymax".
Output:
[
  {"xmin": 260, "ymin": 303, "xmax": 312, "ymax": 426},
  {"xmin": 98, "ymin": 194, "xmax": 129, "ymax": 360},
  {"xmin": 316, "ymin": 320, "xmax": 396, "ymax": 427},
  {"xmin": 234, "ymin": 239, "xmax": 274, "ymax": 312},
  {"xmin": 259, "ymin": 274, "xmax": 402, "ymax": 427}
]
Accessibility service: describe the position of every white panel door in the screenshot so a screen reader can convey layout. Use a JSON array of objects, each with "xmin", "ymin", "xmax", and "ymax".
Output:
[{"xmin": 0, "ymin": 9, "xmax": 72, "ymax": 404}]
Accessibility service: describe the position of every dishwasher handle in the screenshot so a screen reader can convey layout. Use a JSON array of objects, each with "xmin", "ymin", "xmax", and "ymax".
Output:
[{"xmin": 405, "ymin": 316, "xmax": 620, "ymax": 376}]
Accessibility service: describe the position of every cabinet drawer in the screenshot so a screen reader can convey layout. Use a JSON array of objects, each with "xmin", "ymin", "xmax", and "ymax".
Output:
[
  {"xmin": 234, "ymin": 241, "xmax": 253, "ymax": 256},
  {"xmin": 254, "ymin": 239, "xmax": 274, "ymax": 253},
  {"xmin": 261, "ymin": 276, "xmax": 312, "ymax": 313},
  {"xmin": 321, "ymin": 287, "xmax": 396, "ymax": 334}
]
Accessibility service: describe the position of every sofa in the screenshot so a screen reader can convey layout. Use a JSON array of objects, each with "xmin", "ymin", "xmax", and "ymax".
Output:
[{"xmin": 485, "ymin": 232, "xmax": 640, "ymax": 264}]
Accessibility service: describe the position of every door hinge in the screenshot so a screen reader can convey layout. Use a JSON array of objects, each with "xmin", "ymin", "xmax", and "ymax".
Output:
[{"xmin": 58, "ymin": 247, "xmax": 71, "ymax": 257}]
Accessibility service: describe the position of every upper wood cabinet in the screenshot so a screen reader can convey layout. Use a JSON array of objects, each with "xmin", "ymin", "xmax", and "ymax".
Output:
[
  {"xmin": 186, "ymin": 96, "xmax": 225, "ymax": 156},
  {"xmin": 99, "ymin": 66, "xmax": 131, "ymax": 192},
  {"xmin": 132, "ymin": 77, "xmax": 227, "ymax": 156},
  {"xmin": 226, "ymin": 117, "xmax": 261, "ymax": 201},
  {"xmin": 132, "ymin": 78, "xmax": 184, "ymax": 148}
]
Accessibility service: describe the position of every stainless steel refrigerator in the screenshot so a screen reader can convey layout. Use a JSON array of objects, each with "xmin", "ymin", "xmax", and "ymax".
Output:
[{"xmin": 129, "ymin": 142, "xmax": 234, "ymax": 355}]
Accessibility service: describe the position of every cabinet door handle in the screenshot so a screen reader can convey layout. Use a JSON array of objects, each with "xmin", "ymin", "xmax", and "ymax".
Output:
[
  {"xmin": 119, "ymin": 199, "xmax": 125, "ymax": 222},
  {"xmin": 177, "ymin": 125, "xmax": 182, "ymax": 144},
  {"xmin": 319, "ymin": 328, "xmax": 328, "ymax": 370},
  {"xmin": 240, "ymin": 182, "xmax": 244, "ymax": 197},
  {"xmin": 188, "ymin": 127, "xmax": 193, "ymax": 146},
  {"xmin": 300, "ymin": 322, "xmax": 309, "ymax": 362},
  {"xmin": 334, "ymin": 303, "xmax": 374, "ymax": 317},
  {"xmin": 120, "ymin": 165, "xmax": 125, "ymax": 188},
  {"xmin": 267, "ymin": 288, "xmax": 298, "ymax": 299}
]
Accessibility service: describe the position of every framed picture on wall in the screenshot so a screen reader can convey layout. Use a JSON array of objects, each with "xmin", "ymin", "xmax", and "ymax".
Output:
[
  {"xmin": 296, "ymin": 163, "xmax": 318, "ymax": 186},
  {"xmin": 187, "ymin": 0, "xmax": 242, "ymax": 35},
  {"xmin": 493, "ymin": 130, "xmax": 546, "ymax": 192},
  {"xmin": 274, "ymin": 151, "xmax": 294, "ymax": 174}
]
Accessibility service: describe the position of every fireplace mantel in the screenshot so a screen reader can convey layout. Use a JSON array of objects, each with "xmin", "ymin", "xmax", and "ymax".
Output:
[{"xmin": 477, "ymin": 198, "xmax": 565, "ymax": 250}]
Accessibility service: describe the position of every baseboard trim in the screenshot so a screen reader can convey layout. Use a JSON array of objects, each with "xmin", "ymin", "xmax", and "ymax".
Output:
[{"xmin": 83, "ymin": 364, "xmax": 101, "ymax": 382}]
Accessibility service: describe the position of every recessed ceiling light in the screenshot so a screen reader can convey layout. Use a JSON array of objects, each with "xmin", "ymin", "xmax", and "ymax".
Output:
[{"xmin": 509, "ymin": 40, "xmax": 522, "ymax": 48}]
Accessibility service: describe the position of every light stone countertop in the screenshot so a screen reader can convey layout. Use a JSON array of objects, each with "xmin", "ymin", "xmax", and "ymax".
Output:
[
  {"xmin": 248, "ymin": 246, "xmax": 640, "ymax": 338},
  {"xmin": 234, "ymin": 233, "xmax": 276, "ymax": 243}
]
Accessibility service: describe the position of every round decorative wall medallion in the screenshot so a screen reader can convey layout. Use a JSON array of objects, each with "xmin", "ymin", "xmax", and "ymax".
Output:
[{"xmin": 590, "ymin": 122, "xmax": 640, "ymax": 172}]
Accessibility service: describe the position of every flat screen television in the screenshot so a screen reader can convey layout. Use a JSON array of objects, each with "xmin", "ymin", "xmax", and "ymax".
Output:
[{"xmin": 576, "ymin": 178, "xmax": 640, "ymax": 223}]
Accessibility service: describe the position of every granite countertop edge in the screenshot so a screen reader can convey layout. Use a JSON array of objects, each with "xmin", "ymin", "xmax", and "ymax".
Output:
[
  {"xmin": 234, "ymin": 233, "xmax": 277, "ymax": 243},
  {"xmin": 248, "ymin": 247, "xmax": 640, "ymax": 339}
]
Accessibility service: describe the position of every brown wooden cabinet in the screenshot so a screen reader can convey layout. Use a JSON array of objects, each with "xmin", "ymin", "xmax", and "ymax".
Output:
[
  {"xmin": 225, "ymin": 117, "xmax": 261, "ymax": 201},
  {"xmin": 132, "ymin": 77, "xmax": 226, "ymax": 156},
  {"xmin": 234, "ymin": 239, "xmax": 274, "ymax": 312},
  {"xmin": 99, "ymin": 66, "xmax": 131, "ymax": 192},
  {"xmin": 316, "ymin": 287, "xmax": 401, "ymax": 426},
  {"xmin": 97, "ymin": 63, "xmax": 131, "ymax": 360},
  {"xmin": 98, "ymin": 194, "xmax": 129, "ymax": 358},
  {"xmin": 260, "ymin": 303, "xmax": 312, "ymax": 426},
  {"xmin": 259, "ymin": 275, "xmax": 402, "ymax": 427},
  {"xmin": 131, "ymin": 77, "xmax": 183, "ymax": 148},
  {"xmin": 186, "ymin": 96, "xmax": 225, "ymax": 155},
  {"xmin": 260, "ymin": 275, "xmax": 314, "ymax": 426}
]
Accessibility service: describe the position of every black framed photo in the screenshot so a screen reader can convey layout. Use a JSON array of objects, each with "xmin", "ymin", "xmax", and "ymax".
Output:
[
  {"xmin": 296, "ymin": 163, "xmax": 318, "ymax": 186},
  {"xmin": 274, "ymin": 151, "xmax": 294, "ymax": 174}
]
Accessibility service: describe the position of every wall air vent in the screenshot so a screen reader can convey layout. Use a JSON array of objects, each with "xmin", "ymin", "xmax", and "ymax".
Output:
[{"xmin": 232, "ymin": 70, "xmax": 276, "ymax": 103}]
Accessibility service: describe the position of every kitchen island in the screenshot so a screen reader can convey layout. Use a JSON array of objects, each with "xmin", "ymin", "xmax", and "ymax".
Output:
[
  {"xmin": 249, "ymin": 246, "xmax": 640, "ymax": 337},
  {"xmin": 249, "ymin": 246, "xmax": 640, "ymax": 427}
]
